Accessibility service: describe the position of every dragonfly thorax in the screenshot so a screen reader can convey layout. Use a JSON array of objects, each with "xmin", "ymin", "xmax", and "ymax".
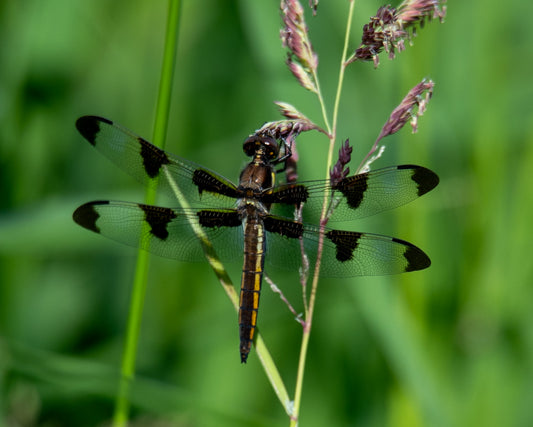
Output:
[{"xmin": 238, "ymin": 161, "xmax": 275, "ymax": 194}]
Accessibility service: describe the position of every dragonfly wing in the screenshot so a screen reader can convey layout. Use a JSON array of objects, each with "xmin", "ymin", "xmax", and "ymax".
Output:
[
  {"xmin": 73, "ymin": 201, "xmax": 244, "ymax": 264},
  {"xmin": 76, "ymin": 116, "xmax": 239, "ymax": 208},
  {"xmin": 264, "ymin": 215, "xmax": 430, "ymax": 277},
  {"xmin": 300, "ymin": 165, "xmax": 439, "ymax": 221}
]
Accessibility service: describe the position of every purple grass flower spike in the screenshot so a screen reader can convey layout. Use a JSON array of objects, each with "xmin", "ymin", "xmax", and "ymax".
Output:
[
  {"xmin": 358, "ymin": 79, "xmax": 435, "ymax": 173},
  {"xmin": 347, "ymin": 0, "xmax": 446, "ymax": 67},
  {"xmin": 330, "ymin": 139, "xmax": 353, "ymax": 185},
  {"xmin": 378, "ymin": 79, "xmax": 434, "ymax": 140},
  {"xmin": 280, "ymin": 0, "xmax": 319, "ymax": 92}
]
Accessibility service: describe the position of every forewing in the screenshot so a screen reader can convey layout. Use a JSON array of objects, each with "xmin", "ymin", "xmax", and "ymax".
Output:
[
  {"xmin": 295, "ymin": 165, "xmax": 439, "ymax": 221},
  {"xmin": 75, "ymin": 116, "xmax": 238, "ymax": 208}
]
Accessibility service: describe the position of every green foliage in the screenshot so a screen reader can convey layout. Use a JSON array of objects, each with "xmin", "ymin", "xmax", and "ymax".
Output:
[{"xmin": 0, "ymin": 1, "xmax": 531, "ymax": 426}]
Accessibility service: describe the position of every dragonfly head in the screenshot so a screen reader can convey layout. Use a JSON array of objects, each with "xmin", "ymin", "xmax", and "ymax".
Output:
[{"xmin": 243, "ymin": 135, "xmax": 279, "ymax": 161}]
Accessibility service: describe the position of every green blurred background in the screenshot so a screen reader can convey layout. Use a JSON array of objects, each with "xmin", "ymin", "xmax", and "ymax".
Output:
[{"xmin": 1, "ymin": 1, "xmax": 531, "ymax": 426}]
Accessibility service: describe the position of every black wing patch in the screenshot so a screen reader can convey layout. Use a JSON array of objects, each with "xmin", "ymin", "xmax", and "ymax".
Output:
[
  {"xmin": 138, "ymin": 137, "xmax": 171, "ymax": 179},
  {"xmin": 140, "ymin": 204, "xmax": 177, "ymax": 240},
  {"xmin": 76, "ymin": 116, "xmax": 111, "ymax": 146},
  {"xmin": 73, "ymin": 200, "xmax": 107, "ymax": 233},
  {"xmin": 264, "ymin": 215, "xmax": 304, "ymax": 239},
  {"xmin": 325, "ymin": 230, "xmax": 362, "ymax": 262},
  {"xmin": 401, "ymin": 164, "xmax": 439, "ymax": 197}
]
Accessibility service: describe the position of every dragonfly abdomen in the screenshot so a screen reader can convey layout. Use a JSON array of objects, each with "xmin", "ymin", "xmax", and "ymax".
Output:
[{"xmin": 239, "ymin": 215, "xmax": 266, "ymax": 363}]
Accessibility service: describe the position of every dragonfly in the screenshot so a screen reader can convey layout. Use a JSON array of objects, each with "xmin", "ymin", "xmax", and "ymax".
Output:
[{"xmin": 73, "ymin": 116, "xmax": 439, "ymax": 363}]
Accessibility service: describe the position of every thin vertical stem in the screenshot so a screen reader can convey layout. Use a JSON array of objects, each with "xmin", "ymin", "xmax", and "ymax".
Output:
[
  {"xmin": 290, "ymin": 2, "xmax": 356, "ymax": 425},
  {"xmin": 112, "ymin": 1, "xmax": 181, "ymax": 425},
  {"xmin": 331, "ymin": 0, "xmax": 355, "ymax": 135}
]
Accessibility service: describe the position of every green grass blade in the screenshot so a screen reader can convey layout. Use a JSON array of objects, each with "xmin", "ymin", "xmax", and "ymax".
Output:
[{"xmin": 112, "ymin": 1, "xmax": 182, "ymax": 426}]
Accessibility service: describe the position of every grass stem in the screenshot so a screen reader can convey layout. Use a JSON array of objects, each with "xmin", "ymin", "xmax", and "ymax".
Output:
[
  {"xmin": 290, "ymin": 1, "xmax": 356, "ymax": 424},
  {"xmin": 112, "ymin": 1, "xmax": 182, "ymax": 425}
]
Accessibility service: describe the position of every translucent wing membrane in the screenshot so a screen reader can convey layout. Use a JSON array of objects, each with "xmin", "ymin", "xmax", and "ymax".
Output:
[
  {"xmin": 73, "ymin": 201, "xmax": 244, "ymax": 264},
  {"xmin": 287, "ymin": 165, "xmax": 439, "ymax": 222},
  {"xmin": 76, "ymin": 116, "xmax": 238, "ymax": 208},
  {"xmin": 264, "ymin": 218, "xmax": 430, "ymax": 277}
]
